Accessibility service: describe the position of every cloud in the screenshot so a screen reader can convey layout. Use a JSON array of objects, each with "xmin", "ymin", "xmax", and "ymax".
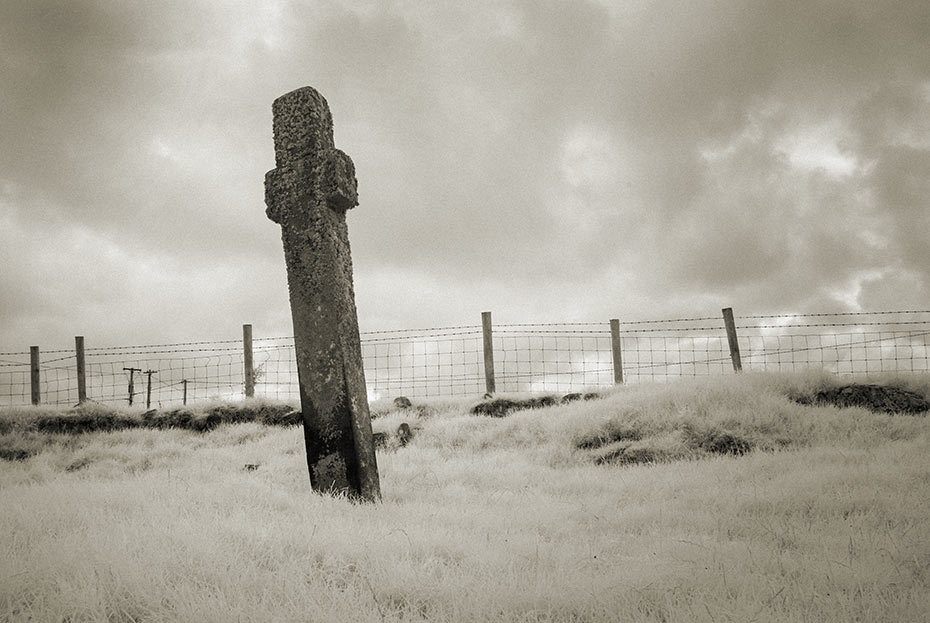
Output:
[{"xmin": 2, "ymin": 0, "xmax": 930, "ymax": 353}]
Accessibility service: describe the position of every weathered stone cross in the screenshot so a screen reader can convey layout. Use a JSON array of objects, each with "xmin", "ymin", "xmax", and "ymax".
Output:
[{"xmin": 264, "ymin": 86, "xmax": 381, "ymax": 502}]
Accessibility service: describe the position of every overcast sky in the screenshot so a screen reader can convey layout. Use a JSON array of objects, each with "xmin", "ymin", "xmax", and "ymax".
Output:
[{"xmin": 2, "ymin": 0, "xmax": 929, "ymax": 350}]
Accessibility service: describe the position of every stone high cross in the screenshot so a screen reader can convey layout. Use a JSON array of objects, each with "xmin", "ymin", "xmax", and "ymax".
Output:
[{"xmin": 265, "ymin": 86, "xmax": 381, "ymax": 502}]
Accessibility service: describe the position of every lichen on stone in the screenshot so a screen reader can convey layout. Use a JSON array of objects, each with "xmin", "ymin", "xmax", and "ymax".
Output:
[{"xmin": 264, "ymin": 86, "xmax": 379, "ymax": 502}]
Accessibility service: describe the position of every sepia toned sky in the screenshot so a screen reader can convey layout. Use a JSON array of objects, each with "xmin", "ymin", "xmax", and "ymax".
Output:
[{"xmin": 2, "ymin": 0, "xmax": 929, "ymax": 349}]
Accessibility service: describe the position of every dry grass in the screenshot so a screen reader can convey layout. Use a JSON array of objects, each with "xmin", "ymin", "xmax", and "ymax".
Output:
[{"xmin": 1, "ymin": 372, "xmax": 929, "ymax": 622}]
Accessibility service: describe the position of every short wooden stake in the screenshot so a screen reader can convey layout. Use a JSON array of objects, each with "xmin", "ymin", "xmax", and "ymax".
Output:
[
  {"xmin": 75, "ymin": 336, "xmax": 87, "ymax": 404},
  {"xmin": 481, "ymin": 311, "xmax": 496, "ymax": 395},
  {"xmin": 144, "ymin": 370, "xmax": 156, "ymax": 409},
  {"xmin": 722, "ymin": 307, "xmax": 743, "ymax": 372},
  {"xmin": 123, "ymin": 367, "xmax": 141, "ymax": 406},
  {"xmin": 182, "ymin": 379, "xmax": 188, "ymax": 405},
  {"xmin": 609, "ymin": 319, "xmax": 624, "ymax": 384},
  {"xmin": 243, "ymin": 324, "xmax": 254, "ymax": 398},
  {"xmin": 30, "ymin": 346, "xmax": 40, "ymax": 406}
]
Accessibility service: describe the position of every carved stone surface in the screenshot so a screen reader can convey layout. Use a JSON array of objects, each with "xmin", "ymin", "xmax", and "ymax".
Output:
[{"xmin": 264, "ymin": 86, "xmax": 380, "ymax": 502}]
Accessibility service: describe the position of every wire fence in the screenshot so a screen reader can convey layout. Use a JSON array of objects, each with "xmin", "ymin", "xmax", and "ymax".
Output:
[{"xmin": 2, "ymin": 310, "xmax": 929, "ymax": 408}]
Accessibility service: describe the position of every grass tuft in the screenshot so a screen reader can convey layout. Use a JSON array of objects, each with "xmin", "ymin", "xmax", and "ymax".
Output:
[
  {"xmin": 811, "ymin": 383, "xmax": 930, "ymax": 414},
  {"xmin": 0, "ymin": 447, "xmax": 31, "ymax": 461},
  {"xmin": 35, "ymin": 411, "xmax": 140, "ymax": 435},
  {"xmin": 574, "ymin": 425, "xmax": 643, "ymax": 449},
  {"xmin": 690, "ymin": 428, "xmax": 753, "ymax": 455}
]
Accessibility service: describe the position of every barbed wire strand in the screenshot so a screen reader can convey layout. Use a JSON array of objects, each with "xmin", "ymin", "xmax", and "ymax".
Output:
[{"xmin": 738, "ymin": 310, "xmax": 930, "ymax": 319}]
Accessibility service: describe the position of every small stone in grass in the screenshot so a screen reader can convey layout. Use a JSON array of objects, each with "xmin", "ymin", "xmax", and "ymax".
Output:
[{"xmin": 393, "ymin": 396, "xmax": 413, "ymax": 409}]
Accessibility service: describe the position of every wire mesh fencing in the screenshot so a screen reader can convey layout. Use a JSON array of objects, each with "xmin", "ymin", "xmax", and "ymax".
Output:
[
  {"xmin": 244, "ymin": 327, "xmax": 489, "ymax": 405},
  {"xmin": 615, "ymin": 311, "xmax": 930, "ymax": 381},
  {"xmin": 494, "ymin": 323, "xmax": 615, "ymax": 392},
  {"xmin": 0, "ymin": 341, "xmax": 251, "ymax": 409},
  {"xmin": 735, "ymin": 311, "xmax": 930, "ymax": 375},
  {"xmin": 2, "ymin": 310, "xmax": 928, "ymax": 408},
  {"xmin": 359, "ymin": 326, "xmax": 486, "ymax": 398}
]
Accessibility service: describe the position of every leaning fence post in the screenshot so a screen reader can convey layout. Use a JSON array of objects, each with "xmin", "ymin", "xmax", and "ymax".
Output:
[
  {"xmin": 481, "ymin": 311, "xmax": 496, "ymax": 395},
  {"xmin": 75, "ymin": 336, "xmax": 87, "ymax": 404},
  {"xmin": 609, "ymin": 319, "xmax": 624, "ymax": 384},
  {"xmin": 30, "ymin": 346, "xmax": 40, "ymax": 406},
  {"xmin": 243, "ymin": 323, "xmax": 254, "ymax": 398},
  {"xmin": 722, "ymin": 307, "xmax": 743, "ymax": 372}
]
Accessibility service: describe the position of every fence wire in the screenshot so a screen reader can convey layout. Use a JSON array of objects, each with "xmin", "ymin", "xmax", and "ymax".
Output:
[
  {"xmin": 494, "ymin": 325, "xmax": 614, "ymax": 392},
  {"xmin": 2, "ymin": 311, "xmax": 928, "ymax": 408}
]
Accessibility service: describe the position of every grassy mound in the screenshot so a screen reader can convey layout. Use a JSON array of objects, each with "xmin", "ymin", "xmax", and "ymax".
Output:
[
  {"xmin": 367, "ymin": 372, "xmax": 930, "ymax": 472},
  {"xmin": 561, "ymin": 373, "xmax": 930, "ymax": 466},
  {"xmin": 0, "ymin": 400, "xmax": 299, "ymax": 461},
  {"xmin": 3, "ymin": 372, "xmax": 928, "ymax": 468}
]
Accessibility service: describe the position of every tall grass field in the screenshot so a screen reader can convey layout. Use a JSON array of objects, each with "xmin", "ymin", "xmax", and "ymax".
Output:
[{"xmin": 2, "ymin": 372, "xmax": 929, "ymax": 622}]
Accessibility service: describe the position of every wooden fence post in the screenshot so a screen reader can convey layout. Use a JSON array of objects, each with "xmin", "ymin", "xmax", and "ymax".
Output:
[
  {"xmin": 30, "ymin": 346, "xmax": 40, "ymax": 406},
  {"xmin": 182, "ymin": 379, "xmax": 188, "ymax": 405},
  {"xmin": 123, "ymin": 367, "xmax": 141, "ymax": 406},
  {"xmin": 722, "ymin": 307, "xmax": 743, "ymax": 372},
  {"xmin": 243, "ymin": 323, "xmax": 254, "ymax": 398},
  {"xmin": 75, "ymin": 336, "xmax": 87, "ymax": 404},
  {"xmin": 481, "ymin": 311, "xmax": 496, "ymax": 395},
  {"xmin": 609, "ymin": 319, "xmax": 624, "ymax": 384},
  {"xmin": 144, "ymin": 370, "xmax": 156, "ymax": 409}
]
